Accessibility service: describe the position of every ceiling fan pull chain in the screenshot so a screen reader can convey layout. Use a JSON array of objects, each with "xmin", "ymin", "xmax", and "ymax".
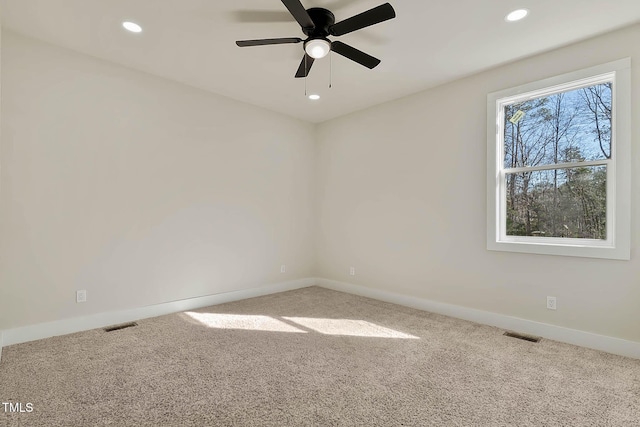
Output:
[
  {"xmin": 304, "ymin": 54, "xmax": 308, "ymax": 96},
  {"xmin": 329, "ymin": 51, "xmax": 332, "ymax": 89}
]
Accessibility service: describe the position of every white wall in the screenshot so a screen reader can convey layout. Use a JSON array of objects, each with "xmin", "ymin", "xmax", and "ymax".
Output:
[
  {"xmin": 316, "ymin": 24, "xmax": 640, "ymax": 343},
  {"xmin": 2, "ymin": 23, "xmax": 639, "ymax": 348},
  {"xmin": 0, "ymin": 32, "xmax": 316, "ymax": 330}
]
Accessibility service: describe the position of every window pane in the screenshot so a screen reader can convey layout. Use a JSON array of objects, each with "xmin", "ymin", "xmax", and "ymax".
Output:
[
  {"xmin": 505, "ymin": 166, "xmax": 606, "ymax": 239},
  {"xmin": 503, "ymin": 83, "xmax": 612, "ymax": 169}
]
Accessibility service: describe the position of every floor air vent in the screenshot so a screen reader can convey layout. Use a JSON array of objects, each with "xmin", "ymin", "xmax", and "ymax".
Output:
[
  {"xmin": 104, "ymin": 322, "xmax": 138, "ymax": 332},
  {"xmin": 503, "ymin": 331, "xmax": 540, "ymax": 343}
]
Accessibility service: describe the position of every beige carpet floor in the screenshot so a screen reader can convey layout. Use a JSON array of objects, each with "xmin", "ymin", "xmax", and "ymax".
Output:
[{"xmin": 1, "ymin": 286, "xmax": 639, "ymax": 426}]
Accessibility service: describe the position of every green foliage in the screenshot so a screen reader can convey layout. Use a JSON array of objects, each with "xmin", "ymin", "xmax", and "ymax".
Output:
[{"xmin": 506, "ymin": 166, "xmax": 606, "ymax": 239}]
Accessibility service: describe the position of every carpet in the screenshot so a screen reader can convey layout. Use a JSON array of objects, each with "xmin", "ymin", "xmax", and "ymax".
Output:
[{"xmin": 0, "ymin": 286, "xmax": 638, "ymax": 426}]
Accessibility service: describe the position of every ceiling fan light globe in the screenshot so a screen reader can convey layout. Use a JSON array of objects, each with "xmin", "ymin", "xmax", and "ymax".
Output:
[{"xmin": 305, "ymin": 39, "xmax": 331, "ymax": 59}]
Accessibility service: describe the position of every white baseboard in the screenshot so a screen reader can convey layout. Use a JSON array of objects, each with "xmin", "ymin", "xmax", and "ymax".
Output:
[
  {"xmin": 317, "ymin": 278, "xmax": 640, "ymax": 360},
  {"xmin": 3, "ymin": 277, "xmax": 638, "ymax": 360},
  {"xmin": 0, "ymin": 278, "xmax": 316, "ymax": 348}
]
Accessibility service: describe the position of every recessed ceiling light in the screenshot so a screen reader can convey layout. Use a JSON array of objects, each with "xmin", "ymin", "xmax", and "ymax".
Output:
[
  {"xmin": 122, "ymin": 21, "xmax": 143, "ymax": 33},
  {"xmin": 505, "ymin": 9, "xmax": 529, "ymax": 22},
  {"xmin": 308, "ymin": 94, "xmax": 320, "ymax": 100}
]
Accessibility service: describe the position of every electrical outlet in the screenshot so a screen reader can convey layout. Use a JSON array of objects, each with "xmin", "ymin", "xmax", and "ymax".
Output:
[
  {"xmin": 349, "ymin": 267, "xmax": 356, "ymax": 276},
  {"xmin": 547, "ymin": 296, "xmax": 556, "ymax": 310},
  {"xmin": 280, "ymin": 265, "xmax": 286, "ymax": 273},
  {"xmin": 76, "ymin": 290, "xmax": 87, "ymax": 303}
]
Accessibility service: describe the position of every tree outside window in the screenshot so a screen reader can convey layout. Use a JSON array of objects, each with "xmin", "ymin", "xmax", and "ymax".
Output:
[
  {"xmin": 503, "ymin": 82, "xmax": 611, "ymax": 240},
  {"xmin": 487, "ymin": 59, "xmax": 630, "ymax": 260}
]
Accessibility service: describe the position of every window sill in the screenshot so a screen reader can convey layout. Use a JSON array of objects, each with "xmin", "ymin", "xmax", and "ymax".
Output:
[{"xmin": 487, "ymin": 239, "xmax": 629, "ymax": 260}]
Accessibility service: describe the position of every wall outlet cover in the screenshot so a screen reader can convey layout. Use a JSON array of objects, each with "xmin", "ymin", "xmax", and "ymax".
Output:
[{"xmin": 76, "ymin": 290, "xmax": 87, "ymax": 303}]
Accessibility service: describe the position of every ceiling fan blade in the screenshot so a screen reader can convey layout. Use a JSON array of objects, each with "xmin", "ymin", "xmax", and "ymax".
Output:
[
  {"xmin": 329, "ymin": 3, "xmax": 396, "ymax": 36},
  {"xmin": 295, "ymin": 54, "xmax": 315, "ymax": 78},
  {"xmin": 331, "ymin": 41, "xmax": 381, "ymax": 69},
  {"xmin": 281, "ymin": 0, "xmax": 315, "ymax": 30},
  {"xmin": 236, "ymin": 37, "xmax": 303, "ymax": 47}
]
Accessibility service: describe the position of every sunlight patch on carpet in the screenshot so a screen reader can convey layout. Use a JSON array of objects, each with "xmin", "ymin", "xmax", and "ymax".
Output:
[
  {"xmin": 283, "ymin": 317, "xmax": 419, "ymax": 339},
  {"xmin": 184, "ymin": 312, "xmax": 307, "ymax": 333}
]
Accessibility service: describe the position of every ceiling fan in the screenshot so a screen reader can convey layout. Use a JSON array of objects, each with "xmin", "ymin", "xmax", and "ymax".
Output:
[{"xmin": 235, "ymin": 0, "xmax": 396, "ymax": 78}]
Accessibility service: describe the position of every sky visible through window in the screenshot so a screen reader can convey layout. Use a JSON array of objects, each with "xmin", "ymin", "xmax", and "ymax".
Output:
[{"xmin": 502, "ymin": 82, "xmax": 611, "ymax": 239}]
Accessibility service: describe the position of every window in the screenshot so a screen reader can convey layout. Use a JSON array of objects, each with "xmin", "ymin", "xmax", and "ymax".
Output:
[{"xmin": 487, "ymin": 59, "xmax": 631, "ymax": 259}]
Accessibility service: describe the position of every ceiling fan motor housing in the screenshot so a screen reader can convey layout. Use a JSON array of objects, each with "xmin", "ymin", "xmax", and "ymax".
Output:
[{"xmin": 303, "ymin": 8, "xmax": 335, "ymax": 38}]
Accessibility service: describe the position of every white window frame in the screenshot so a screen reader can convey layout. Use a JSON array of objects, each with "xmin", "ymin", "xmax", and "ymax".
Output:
[{"xmin": 487, "ymin": 58, "xmax": 631, "ymax": 260}]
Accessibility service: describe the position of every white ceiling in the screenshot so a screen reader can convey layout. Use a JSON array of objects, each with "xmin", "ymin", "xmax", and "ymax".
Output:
[{"xmin": 2, "ymin": 1, "xmax": 639, "ymax": 123}]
